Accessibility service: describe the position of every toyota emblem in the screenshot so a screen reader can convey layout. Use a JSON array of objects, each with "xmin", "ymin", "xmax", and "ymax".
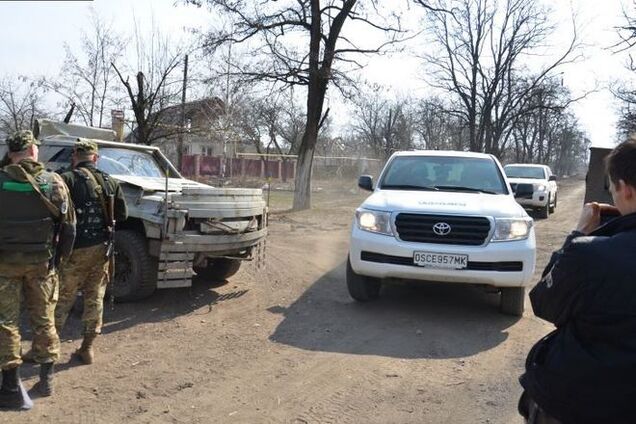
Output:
[{"xmin": 432, "ymin": 222, "xmax": 452, "ymax": 236}]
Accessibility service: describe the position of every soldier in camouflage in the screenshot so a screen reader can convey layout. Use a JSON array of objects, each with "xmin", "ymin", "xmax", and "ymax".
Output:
[
  {"xmin": 55, "ymin": 139, "xmax": 127, "ymax": 365},
  {"xmin": 0, "ymin": 130, "xmax": 75, "ymax": 409}
]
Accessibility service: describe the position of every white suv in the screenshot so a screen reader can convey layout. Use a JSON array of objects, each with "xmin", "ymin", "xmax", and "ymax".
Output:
[
  {"xmin": 504, "ymin": 164, "xmax": 558, "ymax": 219},
  {"xmin": 348, "ymin": 151, "xmax": 536, "ymax": 316}
]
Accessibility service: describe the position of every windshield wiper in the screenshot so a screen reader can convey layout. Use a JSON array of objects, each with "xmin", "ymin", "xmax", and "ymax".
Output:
[
  {"xmin": 434, "ymin": 185, "xmax": 498, "ymax": 195},
  {"xmin": 381, "ymin": 184, "xmax": 439, "ymax": 191}
]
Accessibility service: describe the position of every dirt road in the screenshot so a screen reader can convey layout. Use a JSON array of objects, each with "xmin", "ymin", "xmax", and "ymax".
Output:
[{"xmin": 2, "ymin": 179, "xmax": 585, "ymax": 424}]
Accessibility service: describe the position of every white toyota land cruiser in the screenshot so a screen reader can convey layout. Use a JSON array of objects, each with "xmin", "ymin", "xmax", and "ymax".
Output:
[
  {"xmin": 504, "ymin": 163, "xmax": 558, "ymax": 219},
  {"xmin": 348, "ymin": 151, "xmax": 536, "ymax": 316}
]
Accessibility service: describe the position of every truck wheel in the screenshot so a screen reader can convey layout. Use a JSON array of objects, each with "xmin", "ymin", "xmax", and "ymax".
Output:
[
  {"xmin": 346, "ymin": 257, "xmax": 381, "ymax": 301},
  {"xmin": 538, "ymin": 197, "xmax": 550, "ymax": 219},
  {"xmin": 111, "ymin": 230, "xmax": 157, "ymax": 302},
  {"xmin": 549, "ymin": 193, "xmax": 557, "ymax": 213},
  {"xmin": 500, "ymin": 287, "xmax": 525, "ymax": 316},
  {"xmin": 194, "ymin": 258, "xmax": 241, "ymax": 283}
]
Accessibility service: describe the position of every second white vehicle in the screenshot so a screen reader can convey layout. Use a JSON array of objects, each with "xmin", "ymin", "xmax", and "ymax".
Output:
[
  {"xmin": 504, "ymin": 163, "xmax": 558, "ymax": 219},
  {"xmin": 348, "ymin": 151, "xmax": 536, "ymax": 316}
]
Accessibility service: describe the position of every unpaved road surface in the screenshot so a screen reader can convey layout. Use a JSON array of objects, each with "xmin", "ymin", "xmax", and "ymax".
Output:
[{"xmin": 2, "ymin": 180, "xmax": 585, "ymax": 424}]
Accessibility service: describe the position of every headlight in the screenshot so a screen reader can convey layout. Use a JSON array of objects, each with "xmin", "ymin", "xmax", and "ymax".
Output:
[
  {"xmin": 492, "ymin": 218, "xmax": 533, "ymax": 242},
  {"xmin": 355, "ymin": 209, "xmax": 393, "ymax": 235},
  {"xmin": 534, "ymin": 183, "xmax": 547, "ymax": 192}
]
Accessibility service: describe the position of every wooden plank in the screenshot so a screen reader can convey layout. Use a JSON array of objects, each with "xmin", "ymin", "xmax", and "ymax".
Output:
[
  {"xmin": 157, "ymin": 269, "xmax": 194, "ymax": 279},
  {"xmin": 159, "ymin": 252, "xmax": 195, "ymax": 261},
  {"xmin": 157, "ymin": 279, "xmax": 192, "ymax": 289},
  {"xmin": 158, "ymin": 261, "xmax": 192, "ymax": 271}
]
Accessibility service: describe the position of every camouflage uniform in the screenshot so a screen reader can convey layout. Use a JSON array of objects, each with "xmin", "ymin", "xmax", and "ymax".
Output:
[
  {"xmin": 0, "ymin": 263, "xmax": 59, "ymax": 368},
  {"xmin": 55, "ymin": 139, "xmax": 127, "ymax": 363},
  {"xmin": 55, "ymin": 244, "xmax": 109, "ymax": 335},
  {"xmin": 0, "ymin": 130, "xmax": 75, "ymax": 405}
]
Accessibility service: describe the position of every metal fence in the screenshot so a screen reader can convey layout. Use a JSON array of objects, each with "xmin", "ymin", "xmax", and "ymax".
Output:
[{"xmin": 180, "ymin": 153, "xmax": 382, "ymax": 181}]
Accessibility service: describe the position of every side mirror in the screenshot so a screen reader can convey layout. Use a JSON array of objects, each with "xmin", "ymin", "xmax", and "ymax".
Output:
[
  {"xmin": 549, "ymin": 175, "xmax": 557, "ymax": 181},
  {"xmin": 358, "ymin": 175, "xmax": 374, "ymax": 191}
]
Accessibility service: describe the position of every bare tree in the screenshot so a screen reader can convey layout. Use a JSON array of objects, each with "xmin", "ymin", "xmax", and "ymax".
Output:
[
  {"xmin": 350, "ymin": 90, "xmax": 417, "ymax": 160},
  {"xmin": 0, "ymin": 77, "xmax": 47, "ymax": 137},
  {"xmin": 43, "ymin": 9, "xmax": 124, "ymax": 128},
  {"xmin": 500, "ymin": 77, "xmax": 589, "ymax": 174},
  {"xmin": 613, "ymin": 3, "xmax": 636, "ymax": 138},
  {"xmin": 187, "ymin": 0, "xmax": 426, "ymax": 210},
  {"xmin": 414, "ymin": 96, "xmax": 466, "ymax": 151},
  {"xmin": 111, "ymin": 22, "xmax": 188, "ymax": 146},
  {"xmin": 420, "ymin": 0, "xmax": 579, "ymax": 156}
]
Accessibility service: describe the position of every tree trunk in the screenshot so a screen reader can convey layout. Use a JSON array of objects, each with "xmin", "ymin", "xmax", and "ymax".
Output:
[{"xmin": 293, "ymin": 141, "xmax": 315, "ymax": 210}]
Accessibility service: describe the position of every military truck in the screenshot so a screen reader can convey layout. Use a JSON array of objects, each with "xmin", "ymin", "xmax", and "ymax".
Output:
[{"xmin": 0, "ymin": 120, "xmax": 268, "ymax": 301}]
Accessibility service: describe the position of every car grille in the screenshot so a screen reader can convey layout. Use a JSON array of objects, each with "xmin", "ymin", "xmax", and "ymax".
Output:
[
  {"xmin": 360, "ymin": 251, "xmax": 522, "ymax": 272},
  {"xmin": 395, "ymin": 213, "xmax": 491, "ymax": 246},
  {"xmin": 511, "ymin": 183, "xmax": 533, "ymax": 199}
]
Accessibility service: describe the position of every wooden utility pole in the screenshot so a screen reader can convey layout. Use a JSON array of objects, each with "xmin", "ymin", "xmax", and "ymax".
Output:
[{"xmin": 177, "ymin": 54, "xmax": 189, "ymax": 172}]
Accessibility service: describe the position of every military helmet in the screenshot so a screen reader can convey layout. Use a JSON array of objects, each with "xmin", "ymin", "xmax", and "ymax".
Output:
[
  {"xmin": 6, "ymin": 130, "xmax": 40, "ymax": 152},
  {"xmin": 74, "ymin": 138, "xmax": 99, "ymax": 155}
]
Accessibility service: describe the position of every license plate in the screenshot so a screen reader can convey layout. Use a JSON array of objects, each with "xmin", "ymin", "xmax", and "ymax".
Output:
[{"xmin": 413, "ymin": 251, "xmax": 468, "ymax": 269}]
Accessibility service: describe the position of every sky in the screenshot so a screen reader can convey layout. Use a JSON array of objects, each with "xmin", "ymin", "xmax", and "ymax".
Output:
[{"xmin": 0, "ymin": 0, "xmax": 633, "ymax": 148}]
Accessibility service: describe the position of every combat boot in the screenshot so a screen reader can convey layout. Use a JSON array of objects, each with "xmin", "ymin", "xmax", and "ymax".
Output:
[
  {"xmin": 74, "ymin": 333, "xmax": 97, "ymax": 364},
  {"xmin": 0, "ymin": 367, "xmax": 33, "ymax": 410},
  {"xmin": 33, "ymin": 363, "xmax": 54, "ymax": 397}
]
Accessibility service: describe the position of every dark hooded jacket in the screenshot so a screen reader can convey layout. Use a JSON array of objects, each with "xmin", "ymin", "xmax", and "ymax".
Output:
[{"xmin": 520, "ymin": 212, "xmax": 636, "ymax": 424}]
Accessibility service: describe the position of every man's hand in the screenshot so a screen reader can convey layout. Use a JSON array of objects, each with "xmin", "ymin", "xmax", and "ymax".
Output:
[{"xmin": 576, "ymin": 202, "xmax": 619, "ymax": 234}]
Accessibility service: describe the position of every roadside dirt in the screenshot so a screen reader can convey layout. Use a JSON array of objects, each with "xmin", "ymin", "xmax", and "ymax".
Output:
[{"xmin": 2, "ymin": 179, "xmax": 585, "ymax": 424}]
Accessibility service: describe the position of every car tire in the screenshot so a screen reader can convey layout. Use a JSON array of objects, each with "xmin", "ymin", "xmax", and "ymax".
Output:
[
  {"xmin": 538, "ymin": 197, "xmax": 550, "ymax": 219},
  {"xmin": 346, "ymin": 257, "xmax": 381, "ymax": 302},
  {"xmin": 194, "ymin": 258, "xmax": 242, "ymax": 284},
  {"xmin": 500, "ymin": 287, "xmax": 525, "ymax": 316},
  {"xmin": 111, "ymin": 230, "xmax": 157, "ymax": 302},
  {"xmin": 549, "ymin": 193, "xmax": 557, "ymax": 213}
]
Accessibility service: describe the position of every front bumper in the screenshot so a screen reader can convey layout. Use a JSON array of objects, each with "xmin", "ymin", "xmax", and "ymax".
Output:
[
  {"xmin": 515, "ymin": 191, "xmax": 549, "ymax": 208},
  {"xmin": 349, "ymin": 226, "xmax": 536, "ymax": 287},
  {"xmin": 149, "ymin": 228, "xmax": 268, "ymax": 289}
]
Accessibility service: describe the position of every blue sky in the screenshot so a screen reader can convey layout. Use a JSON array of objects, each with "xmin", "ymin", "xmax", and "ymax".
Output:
[{"xmin": 0, "ymin": 0, "xmax": 633, "ymax": 147}]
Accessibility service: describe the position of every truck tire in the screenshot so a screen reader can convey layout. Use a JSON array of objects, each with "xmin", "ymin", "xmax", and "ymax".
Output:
[
  {"xmin": 194, "ymin": 258, "xmax": 241, "ymax": 283},
  {"xmin": 538, "ymin": 196, "xmax": 550, "ymax": 219},
  {"xmin": 112, "ymin": 230, "xmax": 157, "ymax": 302},
  {"xmin": 346, "ymin": 257, "xmax": 381, "ymax": 301},
  {"xmin": 549, "ymin": 193, "xmax": 557, "ymax": 213},
  {"xmin": 500, "ymin": 287, "xmax": 525, "ymax": 316}
]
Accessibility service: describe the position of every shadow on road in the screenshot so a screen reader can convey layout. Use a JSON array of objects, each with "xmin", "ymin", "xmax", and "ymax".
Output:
[
  {"xmin": 101, "ymin": 281, "xmax": 234, "ymax": 336},
  {"xmin": 19, "ymin": 279, "xmax": 227, "ymax": 343},
  {"xmin": 15, "ymin": 280, "xmax": 236, "ymax": 381},
  {"xmin": 269, "ymin": 261, "xmax": 521, "ymax": 359}
]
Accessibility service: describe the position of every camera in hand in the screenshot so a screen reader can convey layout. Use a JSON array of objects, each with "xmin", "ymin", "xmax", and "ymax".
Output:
[{"xmin": 600, "ymin": 207, "xmax": 621, "ymax": 225}]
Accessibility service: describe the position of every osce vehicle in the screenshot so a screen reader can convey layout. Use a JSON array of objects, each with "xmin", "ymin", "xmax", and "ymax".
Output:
[
  {"xmin": 504, "ymin": 164, "xmax": 558, "ymax": 219},
  {"xmin": 348, "ymin": 151, "xmax": 536, "ymax": 316},
  {"xmin": 0, "ymin": 120, "xmax": 268, "ymax": 301}
]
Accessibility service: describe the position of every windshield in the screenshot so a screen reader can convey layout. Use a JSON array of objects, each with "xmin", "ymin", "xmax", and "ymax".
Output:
[
  {"xmin": 380, "ymin": 155, "xmax": 508, "ymax": 194},
  {"xmin": 97, "ymin": 147, "xmax": 165, "ymax": 178},
  {"xmin": 504, "ymin": 166, "xmax": 545, "ymax": 179}
]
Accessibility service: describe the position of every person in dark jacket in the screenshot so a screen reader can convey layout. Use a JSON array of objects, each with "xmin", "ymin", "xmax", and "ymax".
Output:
[{"xmin": 519, "ymin": 139, "xmax": 636, "ymax": 424}]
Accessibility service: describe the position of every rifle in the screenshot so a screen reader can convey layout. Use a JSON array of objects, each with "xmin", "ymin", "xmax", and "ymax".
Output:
[{"xmin": 106, "ymin": 193, "xmax": 116, "ymax": 306}]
